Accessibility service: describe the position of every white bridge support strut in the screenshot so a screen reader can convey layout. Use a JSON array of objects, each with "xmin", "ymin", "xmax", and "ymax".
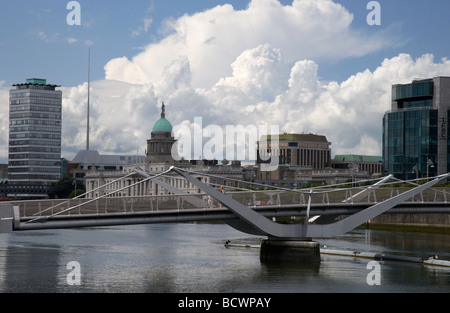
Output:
[{"xmin": 174, "ymin": 167, "xmax": 450, "ymax": 263}]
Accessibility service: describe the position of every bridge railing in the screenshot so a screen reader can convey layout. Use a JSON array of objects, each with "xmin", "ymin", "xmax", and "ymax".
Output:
[
  {"xmin": 13, "ymin": 193, "xmax": 213, "ymax": 220},
  {"xmin": 227, "ymin": 186, "xmax": 450, "ymax": 207},
  {"xmin": 12, "ymin": 184, "xmax": 450, "ymax": 222}
]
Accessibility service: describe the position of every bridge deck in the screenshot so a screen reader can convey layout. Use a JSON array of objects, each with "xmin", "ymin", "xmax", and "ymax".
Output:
[{"xmin": 9, "ymin": 185, "xmax": 450, "ymax": 232}]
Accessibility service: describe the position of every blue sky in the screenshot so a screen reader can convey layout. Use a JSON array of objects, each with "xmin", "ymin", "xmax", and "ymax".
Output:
[
  {"xmin": 1, "ymin": 0, "xmax": 450, "ymax": 161},
  {"xmin": 1, "ymin": 0, "xmax": 449, "ymax": 87},
  {"xmin": 0, "ymin": 0, "xmax": 253, "ymax": 87}
]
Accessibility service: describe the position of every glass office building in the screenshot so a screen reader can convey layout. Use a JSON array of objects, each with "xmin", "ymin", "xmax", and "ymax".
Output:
[
  {"xmin": 8, "ymin": 78, "xmax": 62, "ymax": 188},
  {"xmin": 383, "ymin": 77, "xmax": 450, "ymax": 180}
]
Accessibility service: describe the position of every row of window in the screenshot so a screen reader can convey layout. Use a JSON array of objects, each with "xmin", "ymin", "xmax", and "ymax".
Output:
[
  {"xmin": 10, "ymin": 91, "xmax": 62, "ymax": 99},
  {"xmin": 385, "ymin": 126, "xmax": 438, "ymax": 140},
  {"xmin": 10, "ymin": 104, "xmax": 62, "ymax": 113},
  {"xmin": 90, "ymin": 177, "xmax": 203, "ymax": 195},
  {"xmin": 9, "ymin": 147, "xmax": 61, "ymax": 153},
  {"xmin": 9, "ymin": 140, "xmax": 61, "ymax": 146},
  {"xmin": 259, "ymin": 148, "xmax": 331, "ymax": 169},
  {"xmin": 10, "ymin": 99, "xmax": 61, "ymax": 106},
  {"xmin": 10, "ymin": 119, "xmax": 61, "ymax": 126},
  {"xmin": 9, "ymin": 153, "xmax": 61, "ymax": 160},
  {"xmin": 10, "ymin": 133, "xmax": 61, "ymax": 140},
  {"xmin": 14, "ymin": 85, "xmax": 58, "ymax": 91},
  {"xmin": 8, "ymin": 174, "xmax": 60, "ymax": 181},
  {"xmin": 10, "ymin": 126, "xmax": 61, "ymax": 133},
  {"xmin": 9, "ymin": 167, "xmax": 61, "ymax": 173},
  {"xmin": 399, "ymin": 99, "xmax": 433, "ymax": 109},
  {"xmin": 9, "ymin": 160, "xmax": 61, "ymax": 167},
  {"xmin": 10, "ymin": 113, "xmax": 61, "ymax": 120},
  {"xmin": 392, "ymin": 80, "xmax": 434, "ymax": 101}
]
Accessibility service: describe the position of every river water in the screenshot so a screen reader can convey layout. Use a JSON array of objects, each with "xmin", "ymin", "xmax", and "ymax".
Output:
[{"xmin": 0, "ymin": 223, "xmax": 449, "ymax": 293}]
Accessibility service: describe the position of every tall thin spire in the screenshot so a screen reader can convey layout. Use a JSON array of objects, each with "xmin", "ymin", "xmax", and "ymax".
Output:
[
  {"xmin": 161, "ymin": 102, "xmax": 165, "ymax": 119},
  {"xmin": 86, "ymin": 48, "xmax": 90, "ymax": 151}
]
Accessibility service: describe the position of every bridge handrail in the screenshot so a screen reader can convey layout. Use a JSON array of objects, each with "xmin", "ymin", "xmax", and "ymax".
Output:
[
  {"xmin": 24, "ymin": 167, "xmax": 174, "ymax": 224},
  {"xmin": 23, "ymin": 171, "xmax": 137, "ymax": 219},
  {"xmin": 13, "ymin": 166, "xmax": 450, "ymax": 223},
  {"xmin": 12, "ymin": 182, "xmax": 448, "ymax": 205},
  {"xmin": 14, "ymin": 188, "xmax": 450, "ymax": 218}
]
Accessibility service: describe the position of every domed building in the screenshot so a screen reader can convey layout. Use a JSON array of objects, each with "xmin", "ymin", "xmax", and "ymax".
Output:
[
  {"xmin": 146, "ymin": 102, "xmax": 178, "ymax": 164},
  {"xmin": 81, "ymin": 101, "xmax": 246, "ymax": 199}
]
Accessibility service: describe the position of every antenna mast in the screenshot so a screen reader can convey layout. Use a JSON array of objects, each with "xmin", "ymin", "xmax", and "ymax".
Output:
[{"xmin": 86, "ymin": 48, "xmax": 90, "ymax": 151}]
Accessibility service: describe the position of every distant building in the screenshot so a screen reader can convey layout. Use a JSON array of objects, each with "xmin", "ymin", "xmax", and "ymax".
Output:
[
  {"xmin": 256, "ymin": 133, "xmax": 331, "ymax": 185},
  {"xmin": 146, "ymin": 102, "xmax": 178, "ymax": 164},
  {"xmin": 383, "ymin": 77, "xmax": 450, "ymax": 179},
  {"xmin": 83, "ymin": 103, "xmax": 245, "ymax": 198},
  {"xmin": 257, "ymin": 133, "xmax": 331, "ymax": 169},
  {"xmin": 332, "ymin": 154, "xmax": 382, "ymax": 177},
  {"xmin": 8, "ymin": 78, "xmax": 62, "ymax": 198},
  {"xmin": 69, "ymin": 150, "xmax": 146, "ymax": 179}
]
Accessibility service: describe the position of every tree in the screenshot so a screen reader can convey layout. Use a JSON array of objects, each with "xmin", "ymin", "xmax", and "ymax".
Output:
[{"xmin": 51, "ymin": 177, "xmax": 85, "ymax": 199}]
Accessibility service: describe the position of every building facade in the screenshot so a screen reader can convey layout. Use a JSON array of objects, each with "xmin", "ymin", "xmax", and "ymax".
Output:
[
  {"xmin": 256, "ymin": 133, "xmax": 332, "ymax": 185},
  {"xmin": 8, "ymin": 78, "xmax": 62, "ymax": 197},
  {"xmin": 257, "ymin": 133, "xmax": 331, "ymax": 169},
  {"xmin": 383, "ymin": 77, "xmax": 450, "ymax": 180},
  {"xmin": 69, "ymin": 149, "xmax": 146, "ymax": 179},
  {"xmin": 332, "ymin": 154, "xmax": 382, "ymax": 177}
]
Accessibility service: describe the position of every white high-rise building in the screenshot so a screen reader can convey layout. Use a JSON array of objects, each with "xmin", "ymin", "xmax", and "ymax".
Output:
[{"xmin": 8, "ymin": 78, "xmax": 62, "ymax": 191}]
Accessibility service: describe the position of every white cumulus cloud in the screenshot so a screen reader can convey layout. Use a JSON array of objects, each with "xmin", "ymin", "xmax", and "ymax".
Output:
[
  {"xmin": 55, "ymin": 50, "xmax": 450, "ymax": 162},
  {"xmin": 2, "ymin": 0, "xmax": 450, "ymax": 165},
  {"xmin": 104, "ymin": 0, "xmax": 394, "ymax": 89}
]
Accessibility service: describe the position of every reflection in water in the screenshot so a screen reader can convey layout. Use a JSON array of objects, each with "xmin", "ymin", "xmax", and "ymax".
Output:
[
  {"xmin": 0, "ymin": 224, "xmax": 449, "ymax": 293},
  {"xmin": 1, "ymin": 232, "xmax": 61, "ymax": 292}
]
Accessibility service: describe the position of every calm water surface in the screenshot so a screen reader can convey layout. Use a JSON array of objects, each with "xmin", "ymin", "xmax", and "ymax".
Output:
[{"xmin": 0, "ymin": 223, "xmax": 449, "ymax": 293}]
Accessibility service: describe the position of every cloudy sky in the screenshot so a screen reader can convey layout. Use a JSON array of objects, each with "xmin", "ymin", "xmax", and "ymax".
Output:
[{"xmin": 1, "ymin": 0, "xmax": 450, "ymax": 163}]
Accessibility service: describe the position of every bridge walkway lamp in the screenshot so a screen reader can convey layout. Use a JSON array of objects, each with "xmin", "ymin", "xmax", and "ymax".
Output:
[
  {"xmin": 412, "ymin": 164, "xmax": 418, "ymax": 179},
  {"xmin": 427, "ymin": 158, "xmax": 434, "ymax": 178}
]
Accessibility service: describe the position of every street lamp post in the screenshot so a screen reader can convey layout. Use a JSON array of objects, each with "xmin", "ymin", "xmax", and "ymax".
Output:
[
  {"xmin": 73, "ymin": 179, "xmax": 77, "ymax": 197},
  {"xmin": 412, "ymin": 164, "xmax": 418, "ymax": 179},
  {"xmin": 426, "ymin": 158, "xmax": 434, "ymax": 178}
]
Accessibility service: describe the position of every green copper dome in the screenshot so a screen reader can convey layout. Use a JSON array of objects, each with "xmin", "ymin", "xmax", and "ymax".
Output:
[
  {"xmin": 152, "ymin": 102, "xmax": 173, "ymax": 132},
  {"xmin": 152, "ymin": 117, "xmax": 173, "ymax": 132}
]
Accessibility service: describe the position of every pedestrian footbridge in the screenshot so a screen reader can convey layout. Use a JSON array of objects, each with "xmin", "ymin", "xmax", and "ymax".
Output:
[{"xmin": 1, "ymin": 166, "xmax": 449, "ymax": 240}]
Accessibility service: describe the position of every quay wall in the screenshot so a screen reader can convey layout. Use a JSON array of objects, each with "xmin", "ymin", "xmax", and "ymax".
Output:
[{"xmin": 369, "ymin": 213, "xmax": 450, "ymax": 230}]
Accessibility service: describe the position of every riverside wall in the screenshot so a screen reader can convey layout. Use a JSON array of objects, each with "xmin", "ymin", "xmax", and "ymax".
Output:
[{"xmin": 369, "ymin": 213, "xmax": 450, "ymax": 230}]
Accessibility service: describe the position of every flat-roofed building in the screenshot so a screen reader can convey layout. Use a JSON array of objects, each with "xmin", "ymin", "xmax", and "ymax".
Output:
[
  {"xmin": 257, "ymin": 133, "xmax": 331, "ymax": 169},
  {"xmin": 256, "ymin": 133, "xmax": 331, "ymax": 185},
  {"xmin": 332, "ymin": 154, "xmax": 382, "ymax": 177},
  {"xmin": 383, "ymin": 77, "xmax": 450, "ymax": 179},
  {"xmin": 8, "ymin": 78, "xmax": 62, "ymax": 198}
]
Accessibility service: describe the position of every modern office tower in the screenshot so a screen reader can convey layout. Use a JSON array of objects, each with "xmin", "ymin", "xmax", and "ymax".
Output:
[
  {"xmin": 8, "ymin": 78, "xmax": 62, "ymax": 195},
  {"xmin": 383, "ymin": 77, "xmax": 450, "ymax": 180}
]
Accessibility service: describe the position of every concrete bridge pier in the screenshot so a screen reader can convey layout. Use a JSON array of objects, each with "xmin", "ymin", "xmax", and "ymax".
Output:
[
  {"xmin": 260, "ymin": 238, "xmax": 320, "ymax": 263},
  {"xmin": 0, "ymin": 204, "xmax": 14, "ymax": 234}
]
